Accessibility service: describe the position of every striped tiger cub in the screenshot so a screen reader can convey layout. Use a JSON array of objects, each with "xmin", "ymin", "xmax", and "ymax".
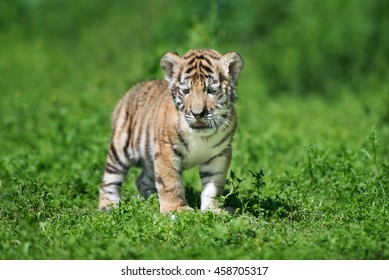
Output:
[{"xmin": 99, "ymin": 49, "xmax": 244, "ymax": 213}]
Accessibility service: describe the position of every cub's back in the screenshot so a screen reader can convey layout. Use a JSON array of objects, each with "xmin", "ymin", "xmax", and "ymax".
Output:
[{"xmin": 111, "ymin": 79, "xmax": 171, "ymax": 129}]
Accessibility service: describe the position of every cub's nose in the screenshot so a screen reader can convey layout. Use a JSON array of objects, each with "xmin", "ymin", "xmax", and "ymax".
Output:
[{"xmin": 191, "ymin": 107, "xmax": 207, "ymax": 119}]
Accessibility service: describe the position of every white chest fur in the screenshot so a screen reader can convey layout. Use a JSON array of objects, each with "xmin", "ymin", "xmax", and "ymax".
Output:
[{"xmin": 182, "ymin": 130, "xmax": 230, "ymax": 169}]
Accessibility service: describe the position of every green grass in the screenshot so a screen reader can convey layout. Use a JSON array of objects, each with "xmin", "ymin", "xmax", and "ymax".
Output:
[{"xmin": 0, "ymin": 1, "xmax": 388, "ymax": 260}]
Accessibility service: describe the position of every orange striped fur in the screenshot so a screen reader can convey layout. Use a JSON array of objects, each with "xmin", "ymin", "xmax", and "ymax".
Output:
[{"xmin": 99, "ymin": 49, "xmax": 244, "ymax": 213}]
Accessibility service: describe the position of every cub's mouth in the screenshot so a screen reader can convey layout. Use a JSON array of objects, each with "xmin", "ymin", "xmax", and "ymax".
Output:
[
  {"xmin": 191, "ymin": 119, "xmax": 210, "ymax": 129},
  {"xmin": 185, "ymin": 112, "xmax": 213, "ymax": 129}
]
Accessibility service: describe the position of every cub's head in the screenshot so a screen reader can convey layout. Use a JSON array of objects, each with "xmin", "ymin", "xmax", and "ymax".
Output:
[{"xmin": 161, "ymin": 49, "xmax": 244, "ymax": 132}]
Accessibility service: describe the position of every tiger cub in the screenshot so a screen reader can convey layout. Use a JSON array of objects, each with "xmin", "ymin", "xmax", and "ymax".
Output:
[{"xmin": 99, "ymin": 49, "xmax": 244, "ymax": 213}]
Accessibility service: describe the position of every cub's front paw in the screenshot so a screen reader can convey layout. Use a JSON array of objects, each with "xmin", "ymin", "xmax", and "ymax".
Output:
[
  {"xmin": 98, "ymin": 198, "xmax": 118, "ymax": 212},
  {"xmin": 160, "ymin": 204, "xmax": 194, "ymax": 213}
]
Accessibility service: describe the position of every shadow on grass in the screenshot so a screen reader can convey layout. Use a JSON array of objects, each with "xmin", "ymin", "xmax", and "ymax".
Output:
[
  {"xmin": 224, "ymin": 192, "xmax": 302, "ymax": 220},
  {"xmin": 184, "ymin": 185, "xmax": 302, "ymax": 220}
]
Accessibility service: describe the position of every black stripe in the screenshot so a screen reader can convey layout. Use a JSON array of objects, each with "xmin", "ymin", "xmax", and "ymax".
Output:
[
  {"xmin": 105, "ymin": 166, "xmax": 122, "ymax": 174},
  {"xmin": 208, "ymin": 54, "xmax": 220, "ymax": 60},
  {"xmin": 188, "ymin": 56, "xmax": 196, "ymax": 65},
  {"xmin": 201, "ymin": 56, "xmax": 212, "ymax": 65},
  {"xmin": 130, "ymin": 119, "xmax": 138, "ymax": 147},
  {"xmin": 200, "ymin": 63, "xmax": 213, "ymax": 74},
  {"xmin": 155, "ymin": 175, "xmax": 167, "ymax": 189},
  {"xmin": 108, "ymin": 151, "xmax": 115, "ymax": 164},
  {"xmin": 145, "ymin": 122, "xmax": 152, "ymax": 163},
  {"xmin": 134, "ymin": 96, "xmax": 140, "ymax": 112},
  {"xmin": 123, "ymin": 135, "xmax": 130, "ymax": 158},
  {"xmin": 176, "ymin": 127, "xmax": 189, "ymax": 151},
  {"xmin": 174, "ymin": 100, "xmax": 184, "ymax": 110},
  {"xmin": 167, "ymin": 129, "xmax": 184, "ymax": 159},
  {"xmin": 172, "ymin": 146, "xmax": 183, "ymax": 158},
  {"xmin": 154, "ymin": 152, "xmax": 161, "ymax": 159},
  {"xmin": 219, "ymin": 75, "xmax": 227, "ymax": 83},
  {"xmin": 124, "ymin": 112, "xmax": 132, "ymax": 158},
  {"xmin": 106, "ymin": 162, "xmax": 122, "ymax": 171},
  {"xmin": 203, "ymin": 147, "xmax": 231, "ymax": 165},
  {"xmin": 110, "ymin": 143, "xmax": 129, "ymax": 169},
  {"xmin": 185, "ymin": 65, "xmax": 196, "ymax": 74},
  {"xmin": 199, "ymin": 171, "xmax": 221, "ymax": 179},
  {"xmin": 172, "ymin": 165, "xmax": 182, "ymax": 175},
  {"xmin": 103, "ymin": 191, "xmax": 116, "ymax": 195},
  {"xmin": 184, "ymin": 52, "xmax": 196, "ymax": 60},
  {"xmin": 176, "ymin": 67, "xmax": 183, "ymax": 82},
  {"xmin": 213, "ymin": 132, "xmax": 232, "ymax": 148},
  {"xmin": 200, "ymin": 64, "xmax": 213, "ymax": 74},
  {"xmin": 101, "ymin": 181, "xmax": 122, "ymax": 187},
  {"xmin": 105, "ymin": 162, "xmax": 126, "ymax": 174},
  {"xmin": 134, "ymin": 122, "xmax": 143, "ymax": 148}
]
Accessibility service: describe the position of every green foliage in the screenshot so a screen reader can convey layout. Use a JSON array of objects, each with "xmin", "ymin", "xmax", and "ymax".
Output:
[
  {"xmin": 1, "ymin": 0, "xmax": 388, "ymax": 260},
  {"xmin": 1, "ymin": 0, "xmax": 388, "ymax": 94}
]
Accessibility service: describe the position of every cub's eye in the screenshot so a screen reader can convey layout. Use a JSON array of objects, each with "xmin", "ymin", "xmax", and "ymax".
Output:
[
  {"xmin": 182, "ymin": 88, "xmax": 190, "ymax": 95},
  {"xmin": 207, "ymin": 87, "xmax": 218, "ymax": 94}
]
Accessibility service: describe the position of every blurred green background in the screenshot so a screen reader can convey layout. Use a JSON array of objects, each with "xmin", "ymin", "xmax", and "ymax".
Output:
[
  {"xmin": 1, "ymin": 0, "xmax": 388, "ymax": 173},
  {"xmin": 2, "ymin": 0, "xmax": 388, "ymax": 95}
]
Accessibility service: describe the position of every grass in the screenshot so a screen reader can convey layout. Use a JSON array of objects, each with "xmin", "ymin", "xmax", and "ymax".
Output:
[{"xmin": 1, "ymin": 2, "xmax": 388, "ymax": 260}]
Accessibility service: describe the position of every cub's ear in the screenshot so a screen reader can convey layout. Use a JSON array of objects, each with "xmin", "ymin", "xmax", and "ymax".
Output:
[
  {"xmin": 161, "ymin": 52, "xmax": 182, "ymax": 84},
  {"xmin": 220, "ymin": 52, "xmax": 244, "ymax": 85}
]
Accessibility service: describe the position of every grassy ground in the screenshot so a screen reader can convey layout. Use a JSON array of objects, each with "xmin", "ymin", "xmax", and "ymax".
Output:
[{"xmin": 1, "ymin": 1, "xmax": 388, "ymax": 260}]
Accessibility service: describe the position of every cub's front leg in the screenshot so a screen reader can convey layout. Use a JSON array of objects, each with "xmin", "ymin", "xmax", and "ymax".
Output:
[
  {"xmin": 200, "ymin": 147, "xmax": 232, "ymax": 211},
  {"xmin": 153, "ymin": 143, "xmax": 190, "ymax": 213}
]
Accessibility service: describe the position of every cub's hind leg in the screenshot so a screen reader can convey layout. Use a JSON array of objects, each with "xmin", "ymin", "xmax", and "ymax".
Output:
[
  {"xmin": 99, "ymin": 97, "xmax": 133, "ymax": 211},
  {"xmin": 99, "ymin": 142, "xmax": 131, "ymax": 211},
  {"xmin": 136, "ymin": 166, "xmax": 157, "ymax": 199}
]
